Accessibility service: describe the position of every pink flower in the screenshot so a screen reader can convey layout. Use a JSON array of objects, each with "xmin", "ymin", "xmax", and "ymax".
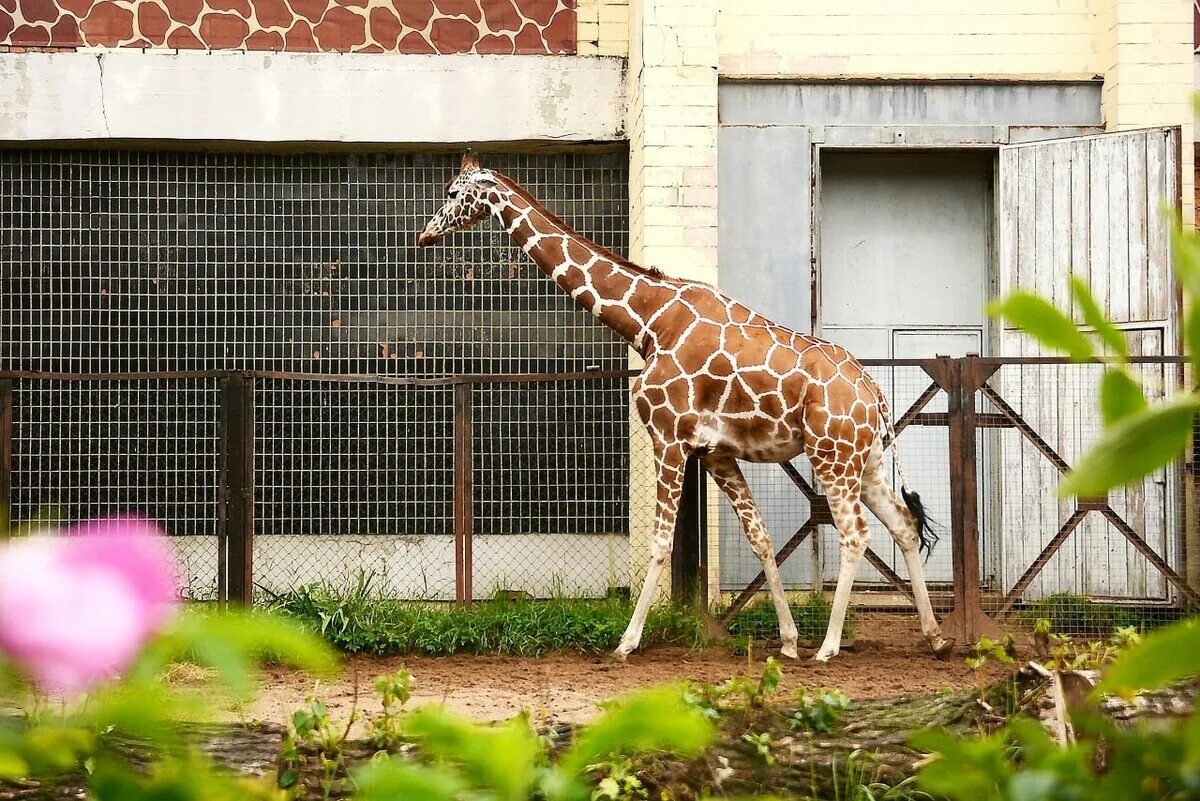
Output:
[{"xmin": 0, "ymin": 517, "xmax": 180, "ymax": 694}]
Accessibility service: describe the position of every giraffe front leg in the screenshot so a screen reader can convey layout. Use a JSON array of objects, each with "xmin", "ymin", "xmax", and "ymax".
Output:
[
  {"xmin": 814, "ymin": 485, "xmax": 868, "ymax": 662},
  {"xmin": 614, "ymin": 443, "xmax": 688, "ymax": 661},
  {"xmin": 703, "ymin": 454, "xmax": 799, "ymax": 659}
]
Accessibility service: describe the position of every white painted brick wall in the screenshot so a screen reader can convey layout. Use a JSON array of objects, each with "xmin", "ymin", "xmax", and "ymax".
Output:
[{"xmin": 577, "ymin": 0, "xmax": 629, "ymax": 57}]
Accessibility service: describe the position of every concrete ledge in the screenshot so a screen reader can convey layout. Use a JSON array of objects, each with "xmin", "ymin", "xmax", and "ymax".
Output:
[
  {"xmin": 0, "ymin": 52, "xmax": 627, "ymax": 144},
  {"xmin": 169, "ymin": 532, "xmax": 630, "ymax": 601}
]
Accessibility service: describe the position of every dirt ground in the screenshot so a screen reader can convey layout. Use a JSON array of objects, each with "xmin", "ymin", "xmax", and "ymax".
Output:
[{"xmin": 216, "ymin": 613, "xmax": 1008, "ymax": 728}]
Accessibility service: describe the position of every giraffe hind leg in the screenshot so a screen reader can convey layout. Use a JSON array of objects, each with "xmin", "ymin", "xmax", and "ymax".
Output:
[
  {"xmin": 861, "ymin": 456, "xmax": 954, "ymax": 658},
  {"xmin": 703, "ymin": 454, "xmax": 799, "ymax": 659}
]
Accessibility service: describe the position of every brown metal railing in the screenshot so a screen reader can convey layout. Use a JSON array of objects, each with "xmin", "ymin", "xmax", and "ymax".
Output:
[{"xmin": 1, "ymin": 357, "xmax": 1196, "ymax": 635}]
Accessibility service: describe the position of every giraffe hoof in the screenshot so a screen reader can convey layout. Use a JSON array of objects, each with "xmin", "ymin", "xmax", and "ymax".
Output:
[
  {"xmin": 780, "ymin": 642, "xmax": 799, "ymax": 660},
  {"xmin": 812, "ymin": 649, "xmax": 837, "ymax": 663},
  {"xmin": 932, "ymin": 638, "xmax": 956, "ymax": 660},
  {"xmin": 611, "ymin": 648, "xmax": 630, "ymax": 664}
]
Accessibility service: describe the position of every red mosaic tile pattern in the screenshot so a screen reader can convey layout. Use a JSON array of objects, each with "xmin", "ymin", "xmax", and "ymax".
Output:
[{"xmin": 0, "ymin": 0, "xmax": 576, "ymax": 53}]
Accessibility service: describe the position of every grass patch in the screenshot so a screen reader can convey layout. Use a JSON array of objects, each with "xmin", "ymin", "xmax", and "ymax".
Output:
[
  {"xmin": 258, "ymin": 573, "xmax": 706, "ymax": 656},
  {"xmin": 722, "ymin": 593, "xmax": 844, "ymax": 642},
  {"xmin": 1019, "ymin": 593, "xmax": 1148, "ymax": 637}
]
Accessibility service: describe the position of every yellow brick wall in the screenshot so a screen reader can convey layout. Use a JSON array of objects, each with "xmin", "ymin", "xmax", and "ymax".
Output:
[
  {"xmin": 717, "ymin": 0, "xmax": 1112, "ymax": 78},
  {"xmin": 577, "ymin": 0, "xmax": 630, "ymax": 57}
]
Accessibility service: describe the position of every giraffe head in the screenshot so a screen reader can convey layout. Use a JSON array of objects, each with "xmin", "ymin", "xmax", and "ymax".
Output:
[{"xmin": 416, "ymin": 150, "xmax": 500, "ymax": 246}]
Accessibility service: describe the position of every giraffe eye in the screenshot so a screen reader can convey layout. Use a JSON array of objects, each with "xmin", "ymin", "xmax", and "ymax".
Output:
[{"xmin": 447, "ymin": 187, "xmax": 459, "ymax": 200}]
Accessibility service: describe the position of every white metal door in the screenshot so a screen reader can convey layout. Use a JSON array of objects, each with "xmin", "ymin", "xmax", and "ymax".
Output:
[{"xmin": 994, "ymin": 127, "xmax": 1179, "ymax": 600}]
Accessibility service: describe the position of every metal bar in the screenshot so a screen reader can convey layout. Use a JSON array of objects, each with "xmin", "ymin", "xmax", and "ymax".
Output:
[
  {"xmin": 979, "ymin": 382, "xmax": 1073, "ymax": 475},
  {"xmin": 0, "ymin": 370, "xmax": 225, "ymax": 382},
  {"xmin": 938, "ymin": 356, "xmax": 1000, "ymax": 643},
  {"xmin": 453, "ymin": 382, "xmax": 475, "ymax": 607},
  {"xmin": 0, "ymin": 379, "xmax": 11, "ymax": 534},
  {"xmin": 779, "ymin": 461, "xmax": 821, "ymax": 505},
  {"xmin": 1100, "ymin": 506, "xmax": 1200, "ymax": 609},
  {"xmin": 218, "ymin": 374, "xmax": 255, "ymax": 607},
  {"xmin": 672, "ymin": 455, "xmax": 708, "ymax": 607},
  {"xmin": 862, "ymin": 548, "xmax": 915, "ymax": 601},
  {"xmin": 719, "ymin": 520, "xmax": 817, "ymax": 624},
  {"xmin": 995, "ymin": 508, "xmax": 1088, "ymax": 617},
  {"xmin": 889, "ymin": 381, "xmax": 941, "ymax": 439}
]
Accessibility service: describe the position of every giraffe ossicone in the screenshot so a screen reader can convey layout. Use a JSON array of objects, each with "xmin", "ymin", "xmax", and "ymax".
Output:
[{"xmin": 418, "ymin": 151, "xmax": 955, "ymax": 663}]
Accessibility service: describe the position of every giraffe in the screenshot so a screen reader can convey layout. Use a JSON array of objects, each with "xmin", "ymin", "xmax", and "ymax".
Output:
[{"xmin": 417, "ymin": 152, "xmax": 955, "ymax": 662}]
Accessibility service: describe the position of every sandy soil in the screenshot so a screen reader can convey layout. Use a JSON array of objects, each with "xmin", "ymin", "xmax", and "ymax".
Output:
[{"xmin": 205, "ymin": 613, "xmax": 1003, "ymax": 728}]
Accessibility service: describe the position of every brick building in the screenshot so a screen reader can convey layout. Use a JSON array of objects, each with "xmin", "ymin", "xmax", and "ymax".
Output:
[{"xmin": 1, "ymin": 1, "xmax": 1194, "ymax": 607}]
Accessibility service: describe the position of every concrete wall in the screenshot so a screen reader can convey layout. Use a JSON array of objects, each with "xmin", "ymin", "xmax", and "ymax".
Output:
[
  {"xmin": 169, "ymin": 534, "xmax": 630, "ymax": 601},
  {"xmin": 0, "ymin": 52, "xmax": 626, "ymax": 143}
]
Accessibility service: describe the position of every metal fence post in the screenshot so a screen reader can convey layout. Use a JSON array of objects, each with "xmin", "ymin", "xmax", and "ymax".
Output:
[
  {"xmin": 218, "ymin": 373, "xmax": 255, "ymax": 607},
  {"xmin": 672, "ymin": 454, "xmax": 708, "ymax": 607},
  {"xmin": 1, "ymin": 379, "xmax": 11, "ymax": 534},
  {"xmin": 939, "ymin": 355, "xmax": 1001, "ymax": 644},
  {"xmin": 453, "ymin": 381, "xmax": 475, "ymax": 607}
]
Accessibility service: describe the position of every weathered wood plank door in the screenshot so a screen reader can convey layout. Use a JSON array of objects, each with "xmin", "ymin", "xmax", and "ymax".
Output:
[{"xmin": 994, "ymin": 127, "xmax": 1179, "ymax": 601}]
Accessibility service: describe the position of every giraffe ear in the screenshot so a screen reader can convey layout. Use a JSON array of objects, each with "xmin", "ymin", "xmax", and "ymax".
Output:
[{"xmin": 461, "ymin": 149, "xmax": 481, "ymax": 172}]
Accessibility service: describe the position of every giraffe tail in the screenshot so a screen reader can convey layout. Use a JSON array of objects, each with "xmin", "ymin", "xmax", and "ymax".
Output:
[{"xmin": 880, "ymin": 396, "xmax": 940, "ymax": 559}]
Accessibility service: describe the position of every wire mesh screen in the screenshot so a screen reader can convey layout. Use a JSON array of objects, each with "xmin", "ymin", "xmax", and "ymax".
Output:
[
  {"xmin": 1, "ymin": 148, "xmax": 631, "ymax": 598},
  {"xmin": 471, "ymin": 378, "xmax": 630, "ymax": 599},
  {"xmin": 7, "ymin": 378, "xmax": 221, "ymax": 599},
  {"xmin": 981, "ymin": 358, "xmax": 1187, "ymax": 638}
]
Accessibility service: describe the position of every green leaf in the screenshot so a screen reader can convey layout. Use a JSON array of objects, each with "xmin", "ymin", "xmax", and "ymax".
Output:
[
  {"xmin": 1059, "ymin": 395, "xmax": 1200, "ymax": 498},
  {"xmin": 0, "ymin": 750, "xmax": 28, "ymax": 780},
  {"xmin": 404, "ymin": 707, "xmax": 539, "ymax": 801},
  {"xmin": 987, "ymin": 292, "xmax": 1094, "ymax": 361},
  {"xmin": 910, "ymin": 729, "xmax": 1012, "ymax": 801},
  {"xmin": 1099, "ymin": 369, "xmax": 1146, "ymax": 426},
  {"xmin": 355, "ymin": 759, "xmax": 465, "ymax": 801},
  {"xmin": 1185, "ymin": 302, "xmax": 1200, "ymax": 381},
  {"xmin": 1098, "ymin": 619, "xmax": 1200, "ymax": 697},
  {"xmin": 559, "ymin": 687, "xmax": 715, "ymax": 777},
  {"xmin": 1070, "ymin": 275, "xmax": 1127, "ymax": 361}
]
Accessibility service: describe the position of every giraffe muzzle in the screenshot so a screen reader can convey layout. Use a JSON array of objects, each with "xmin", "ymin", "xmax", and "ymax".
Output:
[{"xmin": 416, "ymin": 228, "xmax": 442, "ymax": 247}]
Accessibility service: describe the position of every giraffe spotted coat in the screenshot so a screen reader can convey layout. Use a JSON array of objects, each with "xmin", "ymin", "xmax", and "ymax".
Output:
[{"xmin": 418, "ymin": 152, "xmax": 953, "ymax": 662}]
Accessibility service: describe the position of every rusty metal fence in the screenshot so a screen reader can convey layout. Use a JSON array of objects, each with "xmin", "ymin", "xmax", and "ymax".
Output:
[{"xmin": 2, "ymin": 355, "xmax": 1197, "ymax": 642}]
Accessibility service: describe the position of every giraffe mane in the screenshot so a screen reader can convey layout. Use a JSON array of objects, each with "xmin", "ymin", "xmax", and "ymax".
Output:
[{"xmin": 492, "ymin": 173, "xmax": 670, "ymax": 282}]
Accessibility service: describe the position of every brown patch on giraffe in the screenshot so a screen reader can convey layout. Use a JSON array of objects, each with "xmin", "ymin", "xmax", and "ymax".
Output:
[
  {"xmin": 136, "ymin": 3, "xmax": 170, "ymax": 44},
  {"xmin": 481, "ymin": 0, "xmax": 519, "ymax": 31},
  {"xmin": 313, "ymin": 5, "xmax": 364, "ymax": 49},
  {"xmin": 79, "ymin": 1, "xmax": 132, "ymax": 45},
  {"xmin": 0, "ymin": 0, "xmax": 19, "ymax": 15},
  {"xmin": 9, "ymin": 22, "xmax": 49, "ymax": 44},
  {"xmin": 664, "ymin": 378, "xmax": 691, "ymax": 414},
  {"xmin": 627, "ymin": 285, "xmax": 668, "ymax": 321},
  {"xmin": 432, "ymin": 0, "xmax": 480, "ymax": 22},
  {"xmin": 730, "ymin": 303, "xmax": 753, "ymax": 324},
  {"xmin": 512, "ymin": 19, "xmax": 542, "ymax": 51},
  {"xmin": 398, "ymin": 28, "xmax": 434, "ymax": 52},
  {"xmin": 367, "ymin": 6, "xmax": 399, "ymax": 48},
  {"xmin": 283, "ymin": 17, "xmax": 317, "ymax": 48},
  {"xmin": 0, "ymin": 12, "xmax": 14, "ymax": 40},
  {"xmin": 706, "ymin": 352, "xmax": 734, "ymax": 378},
  {"xmin": 520, "ymin": 0, "xmax": 556, "ymax": 25},
  {"xmin": 199, "ymin": 12, "xmax": 249, "ymax": 47},
  {"xmin": 393, "ymin": 0, "xmax": 433, "ymax": 29},
  {"xmin": 475, "ymin": 32, "xmax": 513, "ymax": 52},
  {"xmin": 674, "ymin": 322, "xmax": 722, "ymax": 374},
  {"xmin": 163, "ymin": 0, "xmax": 203, "ymax": 24},
  {"xmin": 245, "ymin": 28, "xmax": 283, "ymax": 48},
  {"xmin": 767, "ymin": 346, "xmax": 798, "ymax": 376},
  {"xmin": 690, "ymin": 375, "xmax": 723, "ymax": 413},
  {"xmin": 334, "ymin": 0, "xmax": 368, "ymax": 7},
  {"xmin": 428, "ymin": 15, "xmax": 476, "ymax": 51},
  {"xmin": 541, "ymin": 5, "xmax": 572, "ymax": 51},
  {"xmin": 287, "ymin": 0, "xmax": 326, "ymax": 23},
  {"xmin": 17, "ymin": 0, "xmax": 57, "ymax": 24},
  {"xmin": 50, "ymin": 11, "xmax": 80, "ymax": 41},
  {"xmin": 564, "ymin": 237, "xmax": 594, "ymax": 267},
  {"xmin": 209, "ymin": 0, "xmax": 252, "ymax": 16},
  {"xmin": 598, "ymin": 307, "xmax": 641, "ymax": 340},
  {"xmin": 166, "ymin": 23, "xmax": 202, "ymax": 45},
  {"xmin": 759, "ymin": 392, "xmax": 785, "ymax": 420}
]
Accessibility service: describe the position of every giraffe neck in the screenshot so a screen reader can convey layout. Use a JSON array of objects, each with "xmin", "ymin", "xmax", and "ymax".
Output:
[{"xmin": 486, "ymin": 178, "xmax": 671, "ymax": 355}]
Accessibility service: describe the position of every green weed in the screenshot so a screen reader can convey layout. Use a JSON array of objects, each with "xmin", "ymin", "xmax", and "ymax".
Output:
[
  {"xmin": 259, "ymin": 573, "xmax": 706, "ymax": 656},
  {"xmin": 722, "ymin": 592, "xmax": 846, "ymax": 642}
]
